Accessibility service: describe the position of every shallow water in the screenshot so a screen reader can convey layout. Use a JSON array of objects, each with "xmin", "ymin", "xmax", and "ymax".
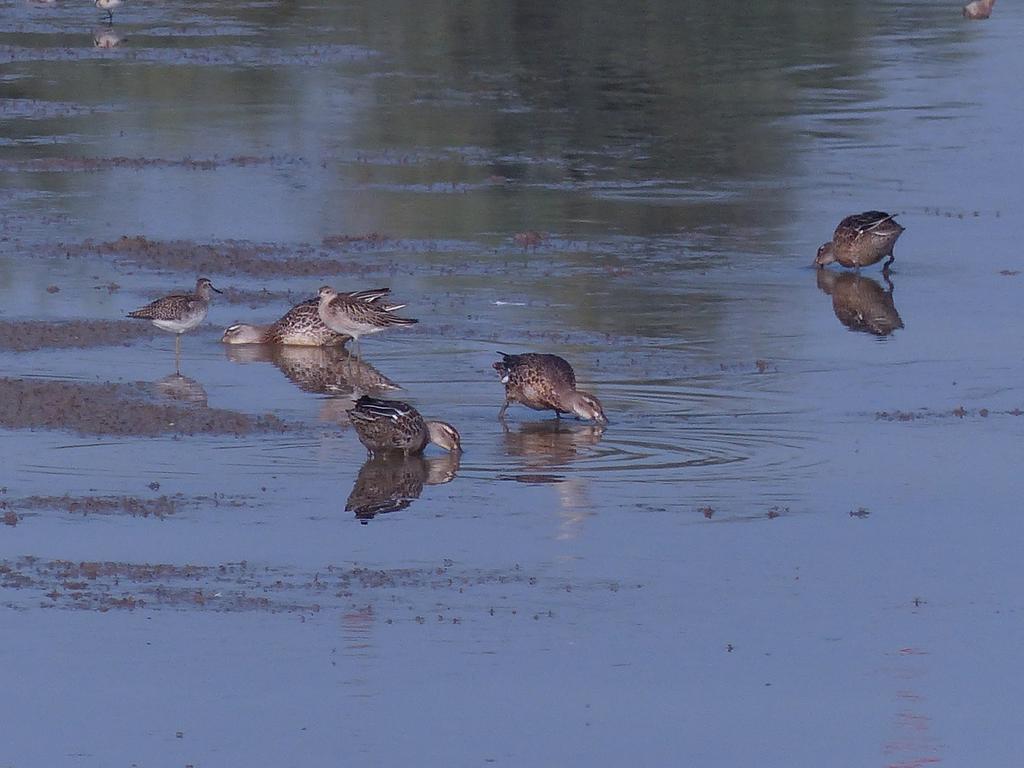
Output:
[{"xmin": 2, "ymin": 1, "xmax": 1023, "ymax": 765}]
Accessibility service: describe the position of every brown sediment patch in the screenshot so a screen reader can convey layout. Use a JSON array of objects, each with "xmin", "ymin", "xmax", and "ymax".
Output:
[
  {"xmin": 0, "ymin": 377, "xmax": 290, "ymax": 436},
  {"xmin": 0, "ymin": 43, "xmax": 377, "ymax": 68},
  {"xmin": 0, "ymin": 155, "xmax": 301, "ymax": 173},
  {"xmin": 0, "ymin": 557, "xmax": 594, "ymax": 616},
  {"xmin": 322, "ymin": 232, "xmax": 390, "ymax": 248},
  {"xmin": 0, "ymin": 320, "xmax": 157, "ymax": 352},
  {"xmin": 12, "ymin": 493, "xmax": 250, "ymax": 519},
  {"xmin": 0, "ymin": 99, "xmax": 120, "ymax": 120},
  {"xmin": 58, "ymin": 235, "xmax": 398, "ymax": 278},
  {"xmin": 875, "ymin": 407, "xmax": 1023, "ymax": 422}
]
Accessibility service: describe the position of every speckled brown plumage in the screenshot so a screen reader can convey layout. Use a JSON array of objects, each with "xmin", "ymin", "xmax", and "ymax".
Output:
[
  {"xmin": 963, "ymin": 0, "xmax": 994, "ymax": 19},
  {"xmin": 493, "ymin": 352, "xmax": 607, "ymax": 423},
  {"xmin": 128, "ymin": 277, "xmax": 221, "ymax": 332},
  {"xmin": 347, "ymin": 396, "xmax": 461, "ymax": 456},
  {"xmin": 222, "ymin": 299, "xmax": 349, "ymax": 346},
  {"xmin": 816, "ymin": 269, "xmax": 904, "ymax": 337},
  {"xmin": 815, "ymin": 211, "xmax": 905, "ymax": 272},
  {"xmin": 317, "ymin": 286, "xmax": 418, "ymax": 349}
]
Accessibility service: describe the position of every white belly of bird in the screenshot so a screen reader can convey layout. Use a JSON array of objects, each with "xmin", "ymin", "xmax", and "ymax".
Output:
[{"xmin": 153, "ymin": 316, "xmax": 202, "ymax": 334}]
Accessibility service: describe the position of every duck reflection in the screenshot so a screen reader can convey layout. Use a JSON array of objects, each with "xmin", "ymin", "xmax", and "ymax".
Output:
[
  {"xmin": 93, "ymin": 26, "xmax": 124, "ymax": 48},
  {"xmin": 223, "ymin": 344, "xmax": 400, "ymax": 396},
  {"xmin": 345, "ymin": 453, "xmax": 460, "ymax": 523},
  {"xmin": 816, "ymin": 269, "xmax": 904, "ymax": 337},
  {"xmin": 153, "ymin": 372, "xmax": 207, "ymax": 406},
  {"xmin": 501, "ymin": 420, "xmax": 603, "ymax": 540},
  {"xmin": 501, "ymin": 420, "xmax": 605, "ymax": 478}
]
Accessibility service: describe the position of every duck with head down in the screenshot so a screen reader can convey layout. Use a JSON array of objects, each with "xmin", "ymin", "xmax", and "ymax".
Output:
[
  {"xmin": 493, "ymin": 352, "xmax": 607, "ymax": 423},
  {"xmin": 222, "ymin": 297, "xmax": 352, "ymax": 347},
  {"xmin": 347, "ymin": 396, "xmax": 462, "ymax": 457},
  {"xmin": 815, "ymin": 211, "xmax": 905, "ymax": 274},
  {"xmin": 963, "ymin": 0, "xmax": 995, "ymax": 19}
]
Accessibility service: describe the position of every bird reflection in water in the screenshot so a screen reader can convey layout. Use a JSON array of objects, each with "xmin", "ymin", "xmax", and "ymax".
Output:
[
  {"xmin": 345, "ymin": 452, "xmax": 460, "ymax": 523},
  {"xmin": 153, "ymin": 372, "xmax": 208, "ymax": 406},
  {"xmin": 223, "ymin": 344, "xmax": 400, "ymax": 420},
  {"xmin": 501, "ymin": 419, "xmax": 605, "ymax": 476},
  {"xmin": 501, "ymin": 420, "xmax": 605, "ymax": 540},
  {"xmin": 816, "ymin": 269, "xmax": 904, "ymax": 337},
  {"xmin": 93, "ymin": 26, "xmax": 124, "ymax": 48}
]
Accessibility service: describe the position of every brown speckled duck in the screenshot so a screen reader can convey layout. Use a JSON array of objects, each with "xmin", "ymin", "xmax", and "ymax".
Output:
[
  {"xmin": 222, "ymin": 298, "xmax": 350, "ymax": 346},
  {"xmin": 814, "ymin": 211, "xmax": 904, "ymax": 273},
  {"xmin": 963, "ymin": 0, "xmax": 994, "ymax": 19},
  {"xmin": 493, "ymin": 352, "xmax": 607, "ymax": 423},
  {"xmin": 347, "ymin": 396, "xmax": 461, "ymax": 456}
]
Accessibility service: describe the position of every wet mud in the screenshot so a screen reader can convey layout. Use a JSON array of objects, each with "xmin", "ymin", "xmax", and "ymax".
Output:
[
  {"xmin": 875, "ymin": 406, "xmax": 1022, "ymax": 422},
  {"xmin": 0, "ymin": 319, "xmax": 157, "ymax": 351},
  {"xmin": 0, "ymin": 42, "xmax": 377, "ymax": 68},
  {"xmin": 6, "ymin": 493, "xmax": 251, "ymax": 521},
  {"xmin": 58, "ymin": 235, "xmax": 399, "ymax": 278},
  {"xmin": 0, "ymin": 556, "xmax": 607, "ymax": 617},
  {"xmin": 0, "ymin": 155, "xmax": 300, "ymax": 174},
  {"xmin": 0, "ymin": 377, "xmax": 291, "ymax": 436}
]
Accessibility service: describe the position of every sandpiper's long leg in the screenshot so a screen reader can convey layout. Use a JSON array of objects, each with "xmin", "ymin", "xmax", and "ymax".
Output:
[
  {"xmin": 174, "ymin": 334, "xmax": 182, "ymax": 374},
  {"xmin": 883, "ymin": 270, "xmax": 895, "ymax": 293},
  {"xmin": 497, "ymin": 400, "xmax": 510, "ymax": 420}
]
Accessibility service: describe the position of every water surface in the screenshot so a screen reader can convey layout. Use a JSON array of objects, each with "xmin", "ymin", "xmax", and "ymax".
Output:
[{"xmin": 2, "ymin": 1, "xmax": 1023, "ymax": 765}]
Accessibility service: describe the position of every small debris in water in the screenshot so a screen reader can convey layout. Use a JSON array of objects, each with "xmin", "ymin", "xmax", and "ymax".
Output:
[{"xmin": 849, "ymin": 507, "xmax": 870, "ymax": 519}]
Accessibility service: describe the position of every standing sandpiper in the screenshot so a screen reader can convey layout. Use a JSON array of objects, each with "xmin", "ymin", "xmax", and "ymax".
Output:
[
  {"xmin": 316, "ymin": 286, "xmax": 417, "ymax": 356},
  {"xmin": 128, "ymin": 277, "xmax": 221, "ymax": 372}
]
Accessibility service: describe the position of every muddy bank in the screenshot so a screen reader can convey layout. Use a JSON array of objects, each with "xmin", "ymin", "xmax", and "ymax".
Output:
[
  {"xmin": 0, "ymin": 43, "xmax": 377, "ymax": 68},
  {"xmin": 0, "ymin": 557, "xmax": 595, "ymax": 616},
  {"xmin": 0, "ymin": 155, "xmax": 300, "ymax": 173},
  {"xmin": 57, "ymin": 235, "xmax": 400, "ymax": 278},
  {"xmin": 875, "ymin": 406, "xmax": 1023, "ymax": 422},
  {"xmin": 0, "ymin": 320, "xmax": 157, "ymax": 352},
  {"xmin": 5, "ymin": 492, "xmax": 251, "ymax": 522},
  {"xmin": 0, "ymin": 377, "xmax": 291, "ymax": 436}
]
